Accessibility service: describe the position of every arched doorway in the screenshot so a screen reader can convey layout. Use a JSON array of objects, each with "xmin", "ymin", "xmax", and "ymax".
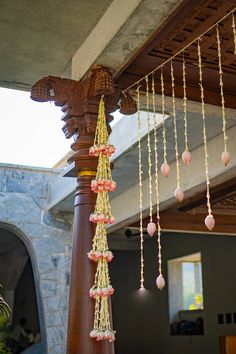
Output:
[{"xmin": 0, "ymin": 224, "xmax": 46, "ymax": 353}]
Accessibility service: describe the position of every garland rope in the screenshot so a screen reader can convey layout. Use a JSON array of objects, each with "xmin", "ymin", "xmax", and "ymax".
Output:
[
  {"xmin": 182, "ymin": 55, "xmax": 189, "ymax": 153},
  {"xmin": 232, "ymin": 12, "xmax": 236, "ymax": 54},
  {"xmin": 171, "ymin": 61, "xmax": 184, "ymax": 203},
  {"xmin": 88, "ymin": 96, "xmax": 116, "ymax": 342},
  {"xmin": 216, "ymin": 25, "xmax": 231, "ymax": 167},
  {"xmin": 161, "ymin": 69, "xmax": 167, "ymax": 164},
  {"xmin": 182, "ymin": 55, "xmax": 192, "ymax": 166},
  {"xmin": 137, "ymin": 85, "xmax": 145, "ymax": 290},
  {"xmin": 197, "ymin": 40, "xmax": 215, "ymax": 231},
  {"xmin": 146, "ymin": 76, "xmax": 153, "ymax": 223},
  {"xmin": 160, "ymin": 69, "xmax": 170, "ymax": 178},
  {"xmin": 151, "ymin": 75, "xmax": 165, "ymax": 290}
]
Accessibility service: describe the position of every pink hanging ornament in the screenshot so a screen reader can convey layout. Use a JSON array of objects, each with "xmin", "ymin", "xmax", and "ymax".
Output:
[
  {"xmin": 147, "ymin": 222, "xmax": 156, "ymax": 237},
  {"xmin": 104, "ymin": 330, "xmax": 112, "ymax": 340},
  {"xmin": 96, "ymin": 331, "xmax": 104, "ymax": 341},
  {"xmin": 182, "ymin": 150, "xmax": 191, "ymax": 166},
  {"xmin": 109, "ymin": 332, "xmax": 115, "ymax": 342},
  {"xmin": 90, "ymin": 330, "xmax": 98, "ymax": 338},
  {"xmin": 174, "ymin": 186, "xmax": 184, "ymax": 203},
  {"xmin": 161, "ymin": 162, "xmax": 170, "ymax": 177},
  {"xmin": 156, "ymin": 274, "xmax": 165, "ymax": 290},
  {"xmin": 221, "ymin": 150, "xmax": 230, "ymax": 166},
  {"xmin": 204, "ymin": 214, "xmax": 215, "ymax": 231}
]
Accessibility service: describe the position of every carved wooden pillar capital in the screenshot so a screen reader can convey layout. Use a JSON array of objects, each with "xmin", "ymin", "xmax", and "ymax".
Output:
[{"xmin": 31, "ymin": 66, "xmax": 136, "ymax": 175}]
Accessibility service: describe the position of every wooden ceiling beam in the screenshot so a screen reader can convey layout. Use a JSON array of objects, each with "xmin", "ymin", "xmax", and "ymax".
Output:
[
  {"xmin": 131, "ymin": 211, "xmax": 236, "ymax": 235},
  {"xmin": 117, "ymin": 72, "xmax": 236, "ymax": 108},
  {"xmin": 115, "ymin": 0, "xmax": 236, "ymax": 108}
]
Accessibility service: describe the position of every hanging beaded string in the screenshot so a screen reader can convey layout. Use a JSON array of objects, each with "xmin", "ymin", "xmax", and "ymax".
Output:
[
  {"xmin": 171, "ymin": 61, "xmax": 184, "ymax": 203},
  {"xmin": 197, "ymin": 40, "xmax": 215, "ymax": 231},
  {"xmin": 137, "ymin": 85, "xmax": 145, "ymax": 290},
  {"xmin": 232, "ymin": 12, "xmax": 236, "ymax": 54},
  {"xmin": 160, "ymin": 69, "xmax": 170, "ymax": 177},
  {"xmin": 146, "ymin": 76, "xmax": 156, "ymax": 237},
  {"xmin": 151, "ymin": 75, "xmax": 165, "ymax": 290},
  {"xmin": 88, "ymin": 96, "xmax": 116, "ymax": 342},
  {"xmin": 182, "ymin": 54, "xmax": 191, "ymax": 166},
  {"xmin": 216, "ymin": 25, "xmax": 231, "ymax": 167}
]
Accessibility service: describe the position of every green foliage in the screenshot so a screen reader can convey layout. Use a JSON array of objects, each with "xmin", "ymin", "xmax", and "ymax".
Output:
[
  {"xmin": 0, "ymin": 340, "xmax": 11, "ymax": 354},
  {"xmin": 0, "ymin": 316, "xmax": 11, "ymax": 353},
  {"xmin": 0, "ymin": 295, "xmax": 10, "ymax": 318},
  {"xmin": 0, "ymin": 286, "xmax": 11, "ymax": 353}
]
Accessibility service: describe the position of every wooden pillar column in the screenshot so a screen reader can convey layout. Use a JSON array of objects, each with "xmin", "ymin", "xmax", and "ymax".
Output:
[{"xmin": 30, "ymin": 67, "xmax": 133, "ymax": 354}]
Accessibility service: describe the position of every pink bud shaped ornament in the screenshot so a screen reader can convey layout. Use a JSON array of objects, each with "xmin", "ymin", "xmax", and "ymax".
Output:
[
  {"xmin": 90, "ymin": 329, "xmax": 98, "ymax": 338},
  {"xmin": 109, "ymin": 332, "xmax": 115, "ymax": 342},
  {"xmin": 156, "ymin": 275, "xmax": 165, "ymax": 290},
  {"xmin": 174, "ymin": 186, "xmax": 184, "ymax": 203},
  {"xmin": 161, "ymin": 162, "xmax": 170, "ymax": 177},
  {"xmin": 96, "ymin": 288, "xmax": 103, "ymax": 297},
  {"xmin": 204, "ymin": 214, "xmax": 215, "ymax": 231},
  {"xmin": 107, "ymin": 251, "xmax": 114, "ymax": 263},
  {"xmin": 221, "ymin": 150, "xmax": 230, "ymax": 167},
  {"xmin": 182, "ymin": 150, "xmax": 191, "ymax": 166},
  {"xmin": 147, "ymin": 222, "xmax": 156, "ymax": 237},
  {"xmin": 109, "ymin": 216, "xmax": 115, "ymax": 224},
  {"xmin": 104, "ymin": 330, "xmax": 112, "ymax": 340},
  {"xmin": 96, "ymin": 331, "xmax": 104, "ymax": 341}
]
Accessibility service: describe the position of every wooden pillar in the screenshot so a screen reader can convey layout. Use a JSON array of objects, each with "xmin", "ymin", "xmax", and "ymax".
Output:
[{"xmin": 30, "ymin": 67, "xmax": 136, "ymax": 354}]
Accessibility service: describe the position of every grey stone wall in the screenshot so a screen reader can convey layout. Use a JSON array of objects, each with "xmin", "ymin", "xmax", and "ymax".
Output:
[{"xmin": 0, "ymin": 163, "xmax": 74, "ymax": 354}]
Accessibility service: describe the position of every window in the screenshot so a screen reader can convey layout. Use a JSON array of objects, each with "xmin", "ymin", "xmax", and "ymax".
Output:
[
  {"xmin": 168, "ymin": 252, "xmax": 204, "ymax": 335},
  {"xmin": 182, "ymin": 259, "xmax": 203, "ymax": 310}
]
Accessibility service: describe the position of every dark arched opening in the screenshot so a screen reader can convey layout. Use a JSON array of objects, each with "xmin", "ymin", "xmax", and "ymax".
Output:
[{"xmin": 0, "ymin": 225, "xmax": 45, "ymax": 353}]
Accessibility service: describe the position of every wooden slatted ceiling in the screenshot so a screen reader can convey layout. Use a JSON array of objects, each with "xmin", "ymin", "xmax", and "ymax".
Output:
[{"xmin": 116, "ymin": 0, "xmax": 236, "ymax": 108}]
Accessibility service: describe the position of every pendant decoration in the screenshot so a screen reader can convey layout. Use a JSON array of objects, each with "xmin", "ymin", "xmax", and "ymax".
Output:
[
  {"xmin": 152, "ymin": 75, "xmax": 165, "ymax": 290},
  {"xmin": 182, "ymin": 54, "xmax": 191, "ymax": 166},
  {"xmin": 160, "ymin": 69, "xmax": 170, "ymax": 178},
  {"xmin": 232, "ymin": 12, "xmax": 236, "ymax": 54},
  {"xmin": 171, "ymin": 61, "xmax": 184, "ymax": 203},
  {"xmin": 136, "ymin": 85, "xmax": 145, "ymax": 290},
  {"xmin": 216, "ymin": 25, "xmax": 230, "ymax": 167},
  {"xmin": 146, "ymin": 76, "xmax": 156, "ymax": 237},
  {"xmin": 89, "ymin": 96, "xmax": 116, "ymax": 342},
  {"xmin": 122, "ymin": 8, "xmax": 235, "ymax": 290},
  {"xmin": 197, "ymin": 40, "xmax": 215, "ymax": 231}
]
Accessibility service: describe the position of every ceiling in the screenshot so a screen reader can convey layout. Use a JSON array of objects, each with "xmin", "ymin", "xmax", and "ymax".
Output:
[
  {"xmin": 0, "ymin": 0, "xmax": 112, "ymax": 91},
  {"xmin": 116, "ymin": 0, "xmax": 236, "ymax": 108}
]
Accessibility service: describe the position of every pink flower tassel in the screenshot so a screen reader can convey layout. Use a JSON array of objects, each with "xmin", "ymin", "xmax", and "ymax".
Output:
[
  {"xmin": 147, "ymin": 222, "xmax": 156, "ymax": 237},
  {"xmin": 161, "ymin": 162, "xmax": 170, "ymax": 177},
  {"xmin": 182, "ymin": 150, "xmax": 191, "ymax": 166},
  {"xmin": 204, "ymin": 214, "xmax": 215, "ymax": 231},
  {"xmin": 221, "ymin": 150, "xmax": 230, "ymax": 167},
  {"xmin": 156, "ymin": 275, "xmax": 165, "ymax": 290},
  {"xmin": 174, "ymin": 186, "xmax": 184, "ymax": 203}
]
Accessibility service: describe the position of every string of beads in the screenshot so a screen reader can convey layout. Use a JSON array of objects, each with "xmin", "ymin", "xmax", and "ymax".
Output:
[
  {"xmin": 137, "ymin": 86, "xmax": 145, "ymax": 290},
  {"xmin": 197, "ymin": 41, "xmax": 215, "ymax": 231},
  {"xmin": 216, "ymin": 25, "xmax": 230, "ymax": 167},
  {"xmin": 151, "ymin": 75, "xmax": 165, "ymax": 290}
]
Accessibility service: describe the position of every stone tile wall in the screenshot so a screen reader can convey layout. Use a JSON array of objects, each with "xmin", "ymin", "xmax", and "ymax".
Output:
[{"xmin": 0, "ymin": 164, "xmax": 74, "ymax": 354}]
